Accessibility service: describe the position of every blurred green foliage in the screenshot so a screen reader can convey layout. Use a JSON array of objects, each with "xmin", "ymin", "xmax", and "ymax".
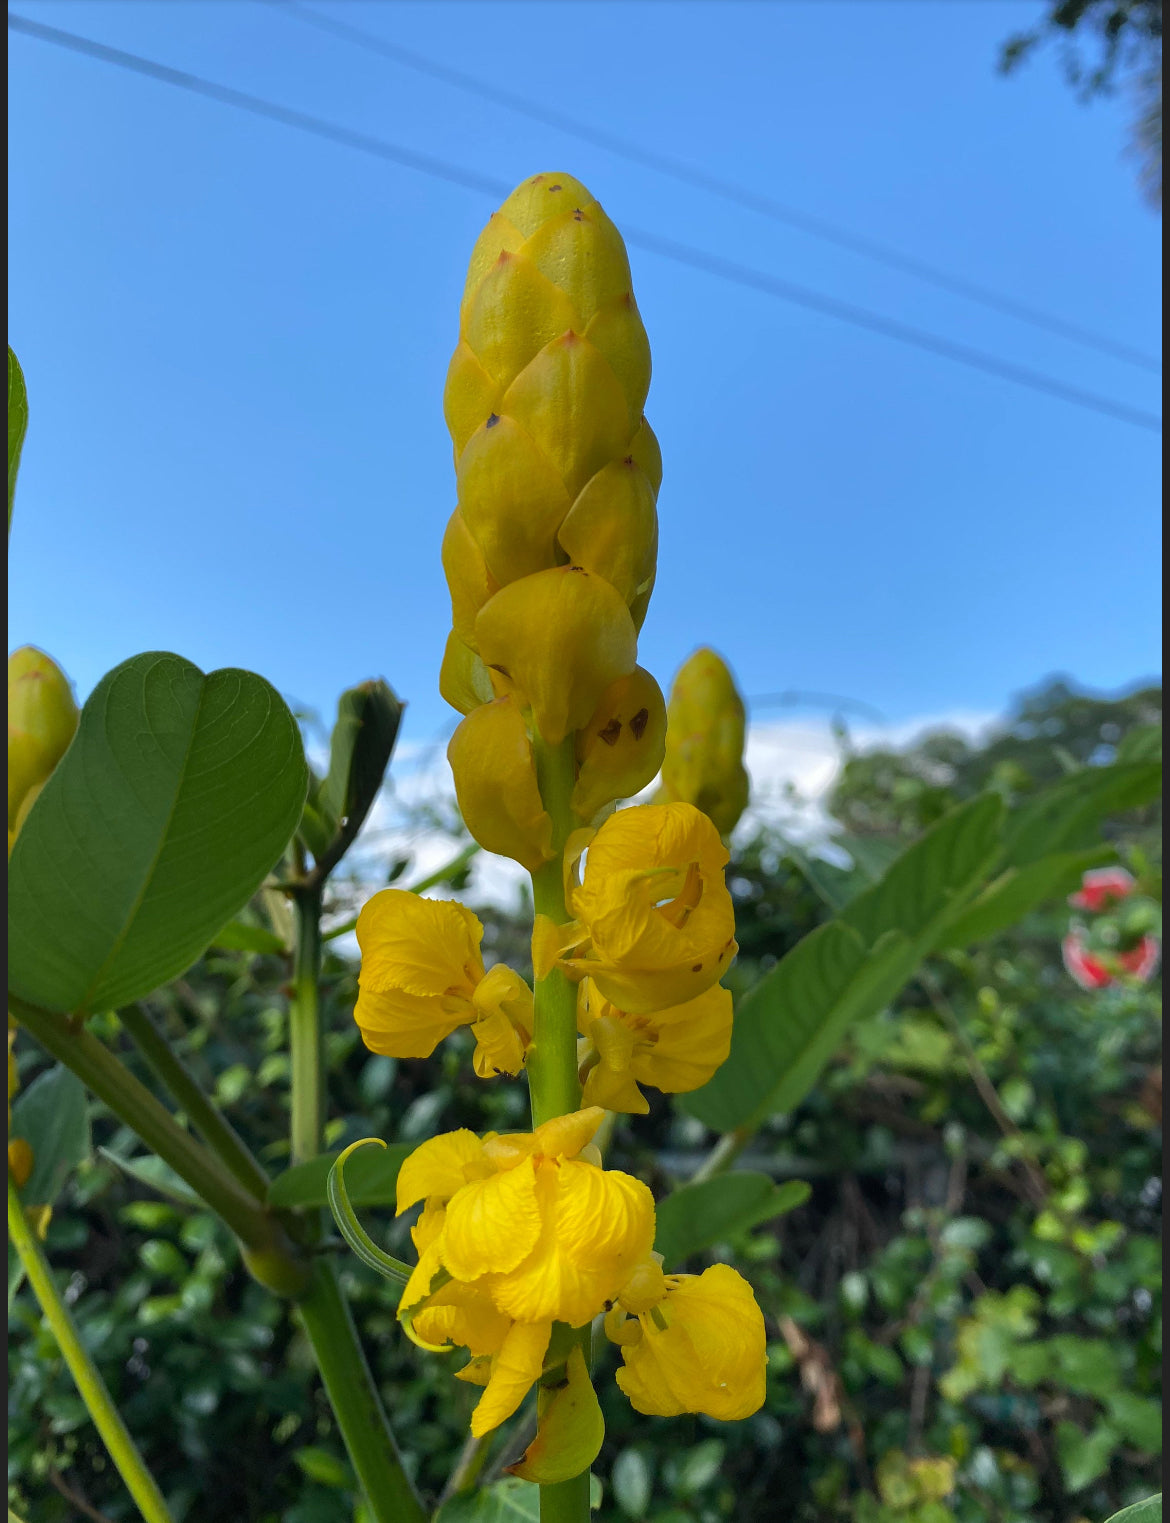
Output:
[{"xmin": 8, "ymin": 678, "xmax": 1162, "ymax": 1522}]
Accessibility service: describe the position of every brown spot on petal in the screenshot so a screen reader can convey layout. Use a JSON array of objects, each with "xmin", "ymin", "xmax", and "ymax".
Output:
[
  {"xmin": 572, "ymin": 208, "xmax": 584, "ymax": 221},
  {"xmin": 691, "ymin": 963, "xmax": 702, "ymax": 973},
  {"xmin": 548, "ymin": 183, "xmax": 563, "ymax": 192},
  {"xmin": 598, "ymin": 718, "xmax": 622, "ymax": 746},
  {"xmin": 630, "ymin": 708, "xmax": 649, "ymax": 740},
  {"xmin": 486, "ymin": 413, "xmax": 500, "ymax": 428},
  {"xmin": 488, "ymin": 664, "xmax": 511, "ymax": 679}
]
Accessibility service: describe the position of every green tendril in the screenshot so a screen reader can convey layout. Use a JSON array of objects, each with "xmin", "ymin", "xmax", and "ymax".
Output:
[{"xmin": 326, "ymin": 1139, "xmax": 412, "ymax": 1286}]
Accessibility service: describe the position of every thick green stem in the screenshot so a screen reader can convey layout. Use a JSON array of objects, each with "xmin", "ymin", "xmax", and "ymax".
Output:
[
  {"xmin": 8, "ymin": 1174, "xmax": 175, "ymax": 1523},
  {"xmin": 290, "ymin": 884, "xmax": 325, "ymax": 1167},
  {"xmin": 528, "ymin": 735, "xmax": 582, "ymax": 1128},
  {"xmin": 9, "ymin": 996, "xmax": 297, "ymax": 1264},
  {"xmin": 296, "ymin": 1258, "xmax": 425, "ymax": 1523},
  {"xmin": 118, "ymin": 1002, "xmax": 270, "ymax": 1200}
]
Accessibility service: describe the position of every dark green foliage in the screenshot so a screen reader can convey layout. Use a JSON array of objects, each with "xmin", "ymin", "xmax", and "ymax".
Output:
[{"xmin": 8, "ymin": 678, "xmax": 1162, "ymax": 1521}]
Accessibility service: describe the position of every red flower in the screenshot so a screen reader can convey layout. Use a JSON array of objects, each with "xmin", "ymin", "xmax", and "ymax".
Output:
[
  {"xmin": 1068, "ymin": 867, "xmax": 1136, "ymax": 914},
  {"xmin": 1062, "ymin": 930, "xmax": 1161, "ymax": 991}
]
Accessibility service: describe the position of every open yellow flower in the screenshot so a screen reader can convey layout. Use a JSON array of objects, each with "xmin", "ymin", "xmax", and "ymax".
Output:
[
  {"xmin": 563, "ymin": 802, "xmax": 737, "ymax": 1014},
  {"xmin": 606, "ymin": 1262, "xmax": 767, "ymax": 1420},
  {"xmin": 577, "ymin": 979, "xmax": 733, "ymax": 1114},
  {"xmin": 395, "ymin": 1109, "xmax": 655, "ymax": 1330},
  {"xmin": 354, "ymin": 890, "xmax": 533, "ymax": 1076}
]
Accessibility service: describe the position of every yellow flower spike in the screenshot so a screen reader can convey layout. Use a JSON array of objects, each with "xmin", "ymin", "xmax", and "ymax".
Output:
[
  {"xmin": 507, "ymin": 1345, "xmax": 605, "ymax": 1484},
  {"xmin": 475, "ymin": 565, "xmax": 638, "ymax": 746},
  {"xmin": 497, "ymin": 172, "xmax": 597, "ymax": 239},
  {"xmin": 469, "ymin": 1320, "xmax": 553, "ymax": 1437},
  {"xmin": 354, "ymin": 891, "xmax": 485, "ymax": 1059},
  {"xmin": 456, "ymin": 412, "xmax": 573, "ymax": 585},
  {"xmin": 447, "ymin": 698, "xmax": 554, "ymax": 874},
  {"xmin": 462, "ymin": 251, "xmax": 579, "ymax": 392},
  {"xmin": 572, "ymin": 666, "xmax": 667, "ymax": 823},
  {"xmin": 556, "ymin": 458, "xmax": 658, "ymax": 610},
  {"xmin": 610, "ymin": 1263, "xmax": 767, "ymax": 1421},
  {"xmin": 564, "ymin": 802, "xmax": 738, "ymax": 1014},
  {"xmin": 469, "ymin": 965, "xmax": 534, "ymax": 1079},
  {"xmin": 443, "ymin": 341, "xmax": 502, "ymax": 459},
  {"xmin": 439, "ymin": 632, "xmax": 495, "ymax": 717},
  {"xmin": 578, "ymin": 980, "xmax": 733, "ymax": 1114},
  {"xmin": 8, "ymin": 646, "xmax": 79, "ymax": 834},
  {"xmin": 441, "ymin": 509, "xmax": 498, "ymax": 650},
  {"xmin": 659, "ymin": 647, "xmax": 751, "ymax": 838}
]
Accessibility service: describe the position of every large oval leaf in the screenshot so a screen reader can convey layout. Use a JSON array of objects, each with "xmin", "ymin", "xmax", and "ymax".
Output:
[{"xmin": 8, "ymin": 652, "xmax": 307, "ymax": 1013}]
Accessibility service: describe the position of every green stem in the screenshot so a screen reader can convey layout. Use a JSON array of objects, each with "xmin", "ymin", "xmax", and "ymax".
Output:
[
  {"xmin": 296, "ymin": 1258, "xmax": 425, "ymax": 1523},
  {"xmin": 690, "ymin": 1124, "xmax": 754, "ymax": 1184},
  {"xmin": 118, "ymin": 1002, "xmax": 270, "ymax": 1200},
  {"xmin": 8, "ymin": 1174, "xmax": 175, "ymax": 1523},
  {"xmin": 528, "ymin": 735, "xmax": 582, "ymax": 1129},
  {"xmin": 9, "ymin": 996, "xmax": 299, "ymax": 1267},
  {"xmin": 290, "ymin": 884, "xmax": 325, "ymax": 1167}
]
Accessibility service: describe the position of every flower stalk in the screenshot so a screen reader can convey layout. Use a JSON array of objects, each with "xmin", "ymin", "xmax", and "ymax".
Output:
[{"xmin": 8, "ymin": 1172, "xmax": 175, "ymax": 1523}]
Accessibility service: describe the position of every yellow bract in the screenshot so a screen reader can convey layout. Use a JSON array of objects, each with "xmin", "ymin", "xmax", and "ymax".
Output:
[
  {"xmin": 577, "ymin": 979, "xmax": 733, "ymax": 1114},
  {"xmin": 564, "ymin": 802, "xmax": 738, "ymax": 1013},
  {"xmin": 572, "ymin": 667, "xmax": 667, "ymax": 824},
  {"xmin": 608, "ymin": 1263, "xmax": 767, "ymax": 1421},
  {"xmin": 447, "ymin": 697, "xmax": 553, "ymax": 873},
  {"xmin": 8, "ymin": 646, "xmax": 78, "ymax": 848},
  {"xmin": 659, "ymin": 647, "xmax": 750, "ymax": 837},
  {"xmin": 354, "ymin": 891, "xmax": 533, "ymax": 1076}
]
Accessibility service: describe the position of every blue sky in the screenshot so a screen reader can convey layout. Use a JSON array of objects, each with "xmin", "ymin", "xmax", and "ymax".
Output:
[{"xmin": 8, "ymin": 0, "xmax": 1162, "ymax": 757}]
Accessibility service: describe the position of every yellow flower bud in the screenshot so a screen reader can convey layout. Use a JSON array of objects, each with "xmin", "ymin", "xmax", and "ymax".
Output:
[
  {"xmin": 444, "ymin": 172, "xmax": 660, "ymax": 630},
  {"xmin": 564, "ymin": 802, "xmax": 737, "ymax": 1013},
  {"xmin": 441, "ymin": 509, "xmax": 498, "ymax": 650},
  {"xmin": 608, "ymin": 1263, "xmax": 767, "ymax": 1420},
  {"xmin": 8, "ymin": 646, "xmax": 78, "ymax": 833},
  {"xmin": 447, "ymin": 697, "xmax": 553, "ymax": 872},
  {"xmin": 659, "ymin": 647, "xmax": 750, "ymax": 838},
  {"xmin": 8, "ymin": 1137, "xmax": 33, "ymax": 1189},
  {"xmin": 572, "ymin": 667, "xmax": 667, "ymax": 823},
  {"xmin": 354, "ymin": 890, "xmax": 533, "ymax": 1076},
  {"xmin": 475, "ymin": 565, "xmax": 637, "ymax": 745}
]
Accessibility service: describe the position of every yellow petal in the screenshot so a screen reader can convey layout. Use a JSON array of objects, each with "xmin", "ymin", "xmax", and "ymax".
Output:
[
  {"xmin": 508, "ymin": 1345, "xmax": 604, "ymax": 1483},
  {"xmin": 447, "ymin": 699, "xmax": 553, "ymax": 873},
  {"xmin": 456, "ymin": 411, "xmax": 572, "ymax": 585},
  {"xmin": 357, "ymin": 890, "xmax": 484, "ymax": 999},
  {"xmin": 441, "ymin": 1157, "xmax": 544, "ymax": 1282},
  {"xmin": 631, "ymin": 984, "xmax": 733, "ymax": 1094},
  {"xmin": 557, "ymin": 461, "xmax": 658, "ymax": 611},
  {"xmin": 470, "ymin": 965, "xmax": 533, "ymax": 1079},
  {"xmin": 396, "ymin": 1131, "xmax": 485, "ymax": 1215},
  {"xmin": 617, "ymin": 1254, "xmax": 667, "ymax": 1314},
  {"xmin": 571, "ymin": 667, "xmax": 667, "ymax": 822},
  {"xmin": 439, "ymin": 632, "xmax": 496, "ymax": 717},
  {"xmin": 470, "ymin": 1319, "xmax": 552, "ymax": 1437},
  {"xmin": 475, "ymin": 566, "xmax": 638, "ymax": 746},
  {"xmin": 410, "ymin": 1279, "xmax": 512, "ymax": 1359},
  {"xmin": 353, "ymin": 987, "xmax": 466, "ymax": 1060},
  {"xmin": 582, "ymin": 294, "xmax": 653, "ymax": 431},
  {"xmin": 581, "ymin": 1063, "xmax": 648, "ymax": 1116},
  {"xmin": 614, "ymin": 1264, "xmax": 767, "ymax": 1421}
]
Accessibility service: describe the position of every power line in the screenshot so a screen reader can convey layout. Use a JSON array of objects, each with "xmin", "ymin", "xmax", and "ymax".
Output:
[
  {"xmin": 8, "ymin": 11, "xmax": 1161, "ymax": 434},
  {"xmin": 275, "ymin": 0, "xmax": 1162, "ymax": 377}
]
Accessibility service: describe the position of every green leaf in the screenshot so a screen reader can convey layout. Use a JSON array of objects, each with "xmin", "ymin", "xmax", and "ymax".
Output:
[
  {"xmin": 8, "ymin": 346, "xmax": 28, "ymax": 532},
  {"xmin": 9, "ymin": 1064, "xmax": 90, "ymax": 1209},
  {"xmin": 98, "ymin": 1148, "xmax": 203, "ymax": 1208},
  {"xmin": 653, "ymin": 1174, "xmax": 810, "ymax": 1265},
  {"xmin": 1056, "ymin": 1420, "xmax": 1118, "ymax": 1492},
  {"xmin": 1002, "ymin": 762, "xmax": 1161, "ymax": 868},
  {"xmin": 319, "ymin": 680, "xmax": 403, "ymax": 830},
  {"xmin": 293, "ymin": 1446, "xmax": 353, "ymax": 1489},
  {"xmin": 940, "ymin": 846, "xmax": 1113, "ymax": 948},
  {"xmin": 685, "ymin": 795, "xmax": 1004, "ymax": 1131},
  {"xmin": 611, "ymin": 1449, "xmax": 652, "ymax": 1519},
  {"xmin": 1116, "ymin": 726, "xmax": 1162, "ymax": 764},
  {"xmin": 268, "ymin": 1141, "xmax": 412, "ymax": 1209},
  {"xmin": 8, "ymin": 652, "xmax": 308, "ymax": 1014},
  {"xmin": 1105, "ymin": 1393, "xmax": 1162, "ymax": 1454},
  {"xmin": 210, "ymin": 920, "xmax": 288, "ymax": 955},
  {"xmin": 1104, "ymin": 1497, "xmax": 1162, "ymax": 1523},
  {"xmin": 436, "ymin": 1479, "xmax": 540, "ymax": 1523}
]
